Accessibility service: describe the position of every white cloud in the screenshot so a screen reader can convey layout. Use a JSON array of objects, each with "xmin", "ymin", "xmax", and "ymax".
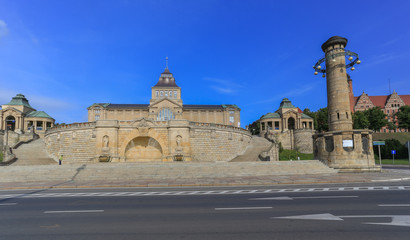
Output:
[
  {"xmin": 249, "ymin": 83, "xmax": 318, "ymax": 106},
  {"xmin": 204, "ymin": 77, "xmax": 245, "ymax": 94},
  {"xmin": 0, "ymin": 20, "xmax": 9, "ymax": 39}
]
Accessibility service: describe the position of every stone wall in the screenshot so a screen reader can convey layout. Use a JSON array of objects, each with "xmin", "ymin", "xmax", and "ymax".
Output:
[
  {"xmin": 45, "ymin": 119, "xmax": 252, "ymax": 163},
  {"xmin": 265, "ymin": 129, "xmax": 314, "ymax": 153},
  {"xmin": 45, "ymin": 123, "xmax": 97, "ymax": 163},
  {"xmin": 293, "ymin": 129, "xmax": 314, "ymax": 154},
  {"xmin": 189, "ymin": 122, "xmax": 252, "ymax": 162}
]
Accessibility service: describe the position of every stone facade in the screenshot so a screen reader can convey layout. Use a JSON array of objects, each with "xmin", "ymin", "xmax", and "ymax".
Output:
[
  {"xmin": 45, "ymin": 118, "xmax": 251, "ymax": 163},
  {"xmin": 353, "ymin": 90, "xmax": 409, "ymax": 133},
  {"xmin": 0, "ymin": 94, "xmax": 55, "ymax": 137},
  {"xmin": 313, "ymin": 36, "xmax": 378, "ymax": 172},
  {"xmin": 87, "ymin": 67, "xmax": 241, "ymax": 127},
  {"xmin": 259, "ymin": 98, "xmax": 314, "ymax": 153}
]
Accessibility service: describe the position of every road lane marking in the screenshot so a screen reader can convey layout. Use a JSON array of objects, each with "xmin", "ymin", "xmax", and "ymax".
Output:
[
  {"xmin": 1, "ymin": 186, "xmax": 409, "ymax": 199},
  {"xmin": 379, "ymin": 204, "xmax": 410, "ymax": 207},
  {"xmin": 44, "ymin": 210, "xmax": 104, "ymax": 214},
  {"xmin": 273, "ymin": 213, "xmax": 410, "ymax": 227},
  {"xmin": 215, "ymin": 207, "xmax": 272, "ymax": 211},
  {"xmin": 250, "ymin": 195, "xmax": 358, "ymax": 200},
  {"xmin": 0, "ymin": 203, "xmax": 17, "ymax": 206}
]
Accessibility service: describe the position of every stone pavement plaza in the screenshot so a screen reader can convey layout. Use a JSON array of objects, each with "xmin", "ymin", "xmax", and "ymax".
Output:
[{"xmin": 0, "ymin": 161, "xmax": 409, "ymax": 190}]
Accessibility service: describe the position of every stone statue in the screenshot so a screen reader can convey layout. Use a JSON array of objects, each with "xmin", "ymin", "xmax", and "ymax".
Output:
[
  {"xmin": 103, "ymin": 135, "xmax": 109, "ymax": 148},
  {"xmin": 176, "ymin": 135, "xmax": 182, "ymax": 147}
]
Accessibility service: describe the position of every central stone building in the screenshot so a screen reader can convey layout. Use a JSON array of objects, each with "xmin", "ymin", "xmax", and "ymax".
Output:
[
  {"xmin": 45, "ymin": 66, "xmax": 251, "ymax": 163},
  {"xmin": 87, "ymin": 67, "xmax": 241, "ymax": 127}
]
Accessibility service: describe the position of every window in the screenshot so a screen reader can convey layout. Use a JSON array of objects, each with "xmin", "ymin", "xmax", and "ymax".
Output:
[
  {"xmin": 261, "ymin": 122, "xmax": 265, "ymax": 131},
  {"xmin": 229, "ymin": 111, "xmax": 235, "ymax": 115},
  {"xmin": 95, "ymin": 115, "xmax": 100, "ymax": 120},
  {"xmin": 156, "ymin": 108, "xmax": 175, "ymax": 121},
  {"xmin": 169, "ymin": 91, "xmax": 172, "ymax": 98},
  {"xmin": 160, "ymin": 91, "xmax": 163, "ymax": 97},
  {"xmin": 174, "ymin": 91, "xmax": 177, "ymax": 98},
  {"xmin": 165, "ymin": 91, "xmax": 168, "ymax": 97},
  {"xmin": 229, "ymin": 116, "xmax": 234, "ymax": 123},
  {"xmin": 156, "ymin": 91, "xmax": 159, "ymax": 98},
  {"xmin": 94, "ymin": 109, "xmax": 100, "ymax": 114},
  {"xmin": 275, "ymin": 121, "xmax": 280, "ymax": 130}
]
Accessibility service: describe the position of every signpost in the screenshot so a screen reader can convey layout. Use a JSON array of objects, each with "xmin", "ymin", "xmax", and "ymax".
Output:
[
  {"xmin": 391, "ymin": 150, "xmax": 396, "ymax": 165},
  {"xmin": 406, "ymin": 141, "xmax": 410, "ymax": 168},
  {"xmin": 373, "ymin": 141, "xmax": 385, "ymax": 169}
]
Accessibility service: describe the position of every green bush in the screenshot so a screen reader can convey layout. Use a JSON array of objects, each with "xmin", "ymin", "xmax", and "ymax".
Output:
[{"xmin": 373, "ymin": 139, "xmax": 408, "ymax": 159}]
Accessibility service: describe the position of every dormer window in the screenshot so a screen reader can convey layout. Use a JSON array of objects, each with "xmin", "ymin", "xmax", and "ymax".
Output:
[
  {"xmin": 165, "ymin": 91, "xmax": 168, "ymax": 97},
  {"xmin": 160, "ymin": 91, "xmax": 163, "ymax": 97}
]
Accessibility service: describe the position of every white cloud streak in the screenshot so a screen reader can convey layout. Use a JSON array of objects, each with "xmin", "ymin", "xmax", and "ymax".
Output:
[
  {"xmin": 0, "ymin": 20, "xmax": 9, "ymax": 39},
  {"xmin": 203, "ymin": 77, "xmax": 245, "ymax": 94}
]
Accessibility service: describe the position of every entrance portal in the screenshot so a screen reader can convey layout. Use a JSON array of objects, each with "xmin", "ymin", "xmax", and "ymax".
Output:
[
  {"xmin": 125, "ymin": 137, "xmax": 163, "ymax": 162},
  {"xmin": 5, "ymin": 116, "xmax": 16, "ymax": 131},
  {"xmin": 288, "ymin": 117, "xmax": 295, "ymax": 130}
]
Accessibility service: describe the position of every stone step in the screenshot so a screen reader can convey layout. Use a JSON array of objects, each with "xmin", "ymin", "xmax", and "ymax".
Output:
[
  {"xmin": 12, "ymin": 139, "xmax": 56, "ymax": 165},
  {"xmin": 230, "ymin": 136, "xmax": 272, "ymax": 162},
  {"xmin": 0, "ymin": 161, "xmax": 337, "ymax": 183}
]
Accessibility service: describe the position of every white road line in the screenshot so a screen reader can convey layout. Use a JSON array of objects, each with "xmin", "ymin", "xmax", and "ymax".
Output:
[
  {"xmin": 250, "ymin": 196, "xmax": 358, "ymax": 200},
  {"xmin": 215, "ymin": 207, "xmax": 272, "ymax": 211},
  {"xmin": 0, "ymin": 203, "xmax": 17, "ymax": 206},
  {"xmin": 379, "ymin": 204, "xmax": 410, "ymax": 207},
  {"xmin": 1, "ymin": 185, "xmax": 409, "ymax": 199},
  {"xmin": 44, "ymin": 210, "xmax": 104, "ymax": 214}
]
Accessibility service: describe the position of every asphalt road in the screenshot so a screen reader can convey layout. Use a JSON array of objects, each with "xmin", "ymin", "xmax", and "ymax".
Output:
[{"xmin": 1, "ymin": 183, "xmax": 410, "ymax": 240}]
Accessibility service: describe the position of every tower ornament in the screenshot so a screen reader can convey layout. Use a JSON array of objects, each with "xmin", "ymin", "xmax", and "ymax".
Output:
[{"xmin": 313, "ymin": 43, "xmax": 361, "ymax": 78}]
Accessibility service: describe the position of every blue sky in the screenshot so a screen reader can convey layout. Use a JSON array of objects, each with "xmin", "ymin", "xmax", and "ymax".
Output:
[{"xmin": 0, "ymin": 0, "xmax": 409, "ymax": 127}]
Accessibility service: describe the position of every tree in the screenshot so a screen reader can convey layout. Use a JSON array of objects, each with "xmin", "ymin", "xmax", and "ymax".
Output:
[
  {"xmin": 353, "ymin": 111, "xmax": 369, "ymax": 129},
  {"xmin": 248, "ymin": 119, "xmax": 260, "ymax": 135},
  {"xmin": 396, "ymin": 105, "xmax": 410, "ymax": 131},
  {"xmin": 365, "ymin": 107, "xmax": 388, "ymax": 132},
  {"xmin": 303, "ymin": 108, "xmax": 317, "ymax": 129},
  {"xmin": 315, "ymin": 107, "xmax": 328, "ymax": 132}
]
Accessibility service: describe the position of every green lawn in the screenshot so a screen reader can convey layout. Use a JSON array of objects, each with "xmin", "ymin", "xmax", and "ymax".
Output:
[
  {"xmin": 0, "ymin": 151, "xmax": 3, "ymax": 162},
  {"xmin": 375, "ymin": 159, "xmax": 410, "ymax": 165},
  {"xmin": 279, "ymin": 149, "xmax": 314, "ymax": 161}
]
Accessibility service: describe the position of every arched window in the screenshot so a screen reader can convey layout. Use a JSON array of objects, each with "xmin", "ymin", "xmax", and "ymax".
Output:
[{"xmin": 156, "ymin": 108, "xmax": 175, "ymax": 121}]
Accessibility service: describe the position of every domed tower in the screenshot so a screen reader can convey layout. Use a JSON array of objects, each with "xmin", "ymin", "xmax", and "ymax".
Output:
[{"xmin": 150, "ymin": 66, "xmax": 182, "ymax": 106}]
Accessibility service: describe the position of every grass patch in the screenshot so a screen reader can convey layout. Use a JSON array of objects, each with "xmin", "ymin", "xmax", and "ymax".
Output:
[
  {"xmin": 372, "ymin": 132, "xmax": 410, "ymax": 144},
  {"xmin": 0, "ymin": 151, "xmax": 3, "ymax": 162},
  {"xmin": 279, "ymin": 149, "xmax": 314, "ymax": 161},
  {"xmin": 375, "ymin": 159, "xmax": 410, "ymax": 165}
]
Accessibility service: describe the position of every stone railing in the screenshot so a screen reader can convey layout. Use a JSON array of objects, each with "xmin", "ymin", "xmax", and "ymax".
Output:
[
  {"xmin": 45, "ymin": 122, "xmax": 96, "ymax": 135},
  {"xmin": 189, "ymin": 121, "xmax": 250, "ymax": 135}
]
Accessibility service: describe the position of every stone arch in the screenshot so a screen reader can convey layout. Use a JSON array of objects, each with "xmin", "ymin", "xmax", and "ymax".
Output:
[
  {"xmin": 120, "ymin": 129, "xmax": 167, "ymax": 162},
  {"xmin": 124, "ymin": 136, "xmax": 163, "ymax": 162},
  {"xmin": 5, "ymin": 115, "xmax": 16, "ymax": 131},
  {"xmin": 288, "ymin": 117, "xmax": 295, "ymax": 130}
]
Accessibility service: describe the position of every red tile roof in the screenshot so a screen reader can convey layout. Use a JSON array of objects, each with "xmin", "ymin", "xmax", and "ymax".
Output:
[
  {"xmin": 354, "ymin": 94, "xmax": 410, "ymax": 108},
  {"xmin": 400, "ymin": 95, "xmax": 410, "ymax": 105}
]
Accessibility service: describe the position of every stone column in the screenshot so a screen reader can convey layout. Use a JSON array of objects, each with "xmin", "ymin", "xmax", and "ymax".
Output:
[{"xmin": 322, "ymin": 36, "xmax": 353, "ymax": 132}]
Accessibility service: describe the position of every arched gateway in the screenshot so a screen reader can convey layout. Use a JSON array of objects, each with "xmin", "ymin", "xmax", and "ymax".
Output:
[{"xmin": 124, "ymin": 136, "xmax": 163, "ymax": 162}]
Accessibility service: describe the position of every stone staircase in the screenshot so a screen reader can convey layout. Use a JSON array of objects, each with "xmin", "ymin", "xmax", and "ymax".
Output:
[
  {"xmin": 0, "ymin": 161, "xmax": 338, "ymax": 183},
  {"xmin": 230, "ymin": 136, "xmax": 273, "ymax": 162},
  {"xmin": 12, "ymin": 139, "xmax": 57, "ymax": 165}
]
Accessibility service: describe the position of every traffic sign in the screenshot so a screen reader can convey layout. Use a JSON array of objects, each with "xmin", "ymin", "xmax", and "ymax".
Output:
[
  {"xmin": 391, "ymin": 150, "xmax": 396, "ymax": 155},
  {"xmin": 373, "ymin": 141, "xmax": 385, "ymax": 145}
]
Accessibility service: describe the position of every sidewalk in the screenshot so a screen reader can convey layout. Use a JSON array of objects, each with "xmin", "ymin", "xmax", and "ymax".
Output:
[{"xmin": 0, "ymin": 162, "xmax": 409, "ymax": 190}]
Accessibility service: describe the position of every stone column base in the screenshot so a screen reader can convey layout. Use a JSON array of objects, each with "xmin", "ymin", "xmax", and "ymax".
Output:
[{"xmin": 313, "ymin": 129, "xmax": 378, "ymax": 172}]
